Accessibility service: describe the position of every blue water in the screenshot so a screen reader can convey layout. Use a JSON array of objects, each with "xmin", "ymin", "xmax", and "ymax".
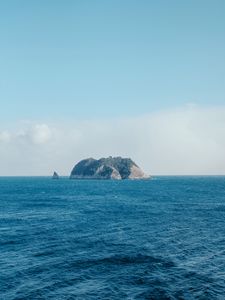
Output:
[{"xmin": 1, "ymin": 177, "xmax": 225, "ymax": 299}]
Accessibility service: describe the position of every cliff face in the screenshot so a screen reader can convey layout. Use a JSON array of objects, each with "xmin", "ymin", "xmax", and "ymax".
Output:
[{"xmin": 70, "ymin": 157, "xmax": 150, "ymax": 180}]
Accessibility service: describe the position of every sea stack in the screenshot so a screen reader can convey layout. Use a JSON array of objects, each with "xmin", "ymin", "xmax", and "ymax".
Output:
[
  {"xmin": 70, "ymin": 157, "xmax": 150, "ymax": 180},
  {"xmin": 52, "ymin": 171, "xmax": 59, "ymax": 179}
]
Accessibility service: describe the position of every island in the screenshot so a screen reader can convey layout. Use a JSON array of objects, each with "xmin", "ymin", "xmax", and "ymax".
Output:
[{"xmin": 70, "ymin": 156, "xmax": 150, "ymax": 180}]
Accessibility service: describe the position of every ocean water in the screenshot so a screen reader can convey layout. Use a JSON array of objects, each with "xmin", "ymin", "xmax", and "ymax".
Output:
[{"xmin": 1, "ymin": 177, "xmax": 225, "ymax": 300}]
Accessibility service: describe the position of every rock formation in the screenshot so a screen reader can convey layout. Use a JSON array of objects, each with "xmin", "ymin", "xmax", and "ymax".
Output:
[
  {"xmin": 52, "ymin": 171, "xmax": 59, "ymax": 179},
  {"xmin": 70, "ymin": 157, "xmax": 150, "ymax": 180}
]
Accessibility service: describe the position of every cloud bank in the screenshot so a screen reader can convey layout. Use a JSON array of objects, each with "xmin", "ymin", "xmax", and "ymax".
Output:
[{"xmin": 0, "ymin": 105, "xmax": 225, "ymax": 176}]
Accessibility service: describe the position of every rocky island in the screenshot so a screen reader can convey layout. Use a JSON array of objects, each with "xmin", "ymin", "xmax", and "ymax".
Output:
[{"xmin": 70, "ymin": 157, "xmax": 150, "ymax": 180}]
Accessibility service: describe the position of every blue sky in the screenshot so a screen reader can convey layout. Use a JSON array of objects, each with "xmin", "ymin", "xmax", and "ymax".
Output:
[
  {"xmin": 1, "ymin": 0, "xmax": 224, "ymax": 122},
  {"xmin": 1, "ymin": 1, "xmax": 225, "ymax": 175}
]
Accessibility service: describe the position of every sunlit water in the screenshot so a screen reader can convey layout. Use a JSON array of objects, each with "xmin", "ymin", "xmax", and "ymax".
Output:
[{"xmin": 1, "ymin": 176, "xmax": 225, "ymax": 299}]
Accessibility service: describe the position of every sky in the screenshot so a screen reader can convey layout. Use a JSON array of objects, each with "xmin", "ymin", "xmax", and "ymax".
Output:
[{"xmin": 0, "ymin": 0, "xmax": 225, "ymax": 175}]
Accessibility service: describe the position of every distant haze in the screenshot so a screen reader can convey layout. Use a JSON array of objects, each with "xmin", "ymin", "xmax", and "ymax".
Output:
[{"xmin": 0, "ymin": 105, "xmax": 225, "ymax": 176}]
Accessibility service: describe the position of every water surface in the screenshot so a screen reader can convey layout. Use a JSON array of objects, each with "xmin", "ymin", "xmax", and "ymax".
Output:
[{"xmin": 1, "ymin": 176, "xmax": 225, "ymax": 299}]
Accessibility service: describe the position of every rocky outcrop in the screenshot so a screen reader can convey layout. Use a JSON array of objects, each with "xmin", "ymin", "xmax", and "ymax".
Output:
[
  {"xmin": 52, "ymin": 171, "xmax": 59, "ymax": 179},
  {"xmin": 70, "ymin": 157, "xmax": 150, "ymax": 180}
]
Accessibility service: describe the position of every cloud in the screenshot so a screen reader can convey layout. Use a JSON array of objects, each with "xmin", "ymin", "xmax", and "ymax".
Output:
[
  {"xmin": 28, "ymin": 124, "xmax": 52, "ymax": 144},
  {"xmin": 0, "ymin": 105, "xmax": 225, "ymax": 175},
  {"xmin": 14, "ymin": 123, "xmax": 52, "ymax": 144},
  {"xmin": 0, "ymin": 131, "xmax": 11, "ymax": 143}
]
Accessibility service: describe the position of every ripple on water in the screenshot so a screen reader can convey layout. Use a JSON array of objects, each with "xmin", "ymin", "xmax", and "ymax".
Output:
[{"xmin": 1, "ymin": 176, "xmax": 225, "ymax": 299}]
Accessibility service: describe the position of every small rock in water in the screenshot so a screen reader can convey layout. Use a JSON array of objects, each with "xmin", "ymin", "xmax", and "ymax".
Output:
[{"xmin": 52, "ymin": 171, "xmax": 59, "ymax": 179}]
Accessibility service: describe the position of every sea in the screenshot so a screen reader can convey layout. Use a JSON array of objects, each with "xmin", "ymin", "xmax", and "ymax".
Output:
[{"xmin": 1, "ymin": 176, "xmax": 225, "ymax": 300}]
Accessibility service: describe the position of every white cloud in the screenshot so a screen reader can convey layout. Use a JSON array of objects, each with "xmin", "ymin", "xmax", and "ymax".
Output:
[
  {"xmin": 30, "ymin": 124, "xmax": 52, "ymax": 144},
  {"xmin": 14, "ymin": 123, "xmax": 52, "ymax": 144},
  {"xmin": 0, "ymin": 105, "xmax": 225, "ymax": 175},
  {"xmin": 0, "ymin": 131, "xmax": 11, "ymax": 143}
]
